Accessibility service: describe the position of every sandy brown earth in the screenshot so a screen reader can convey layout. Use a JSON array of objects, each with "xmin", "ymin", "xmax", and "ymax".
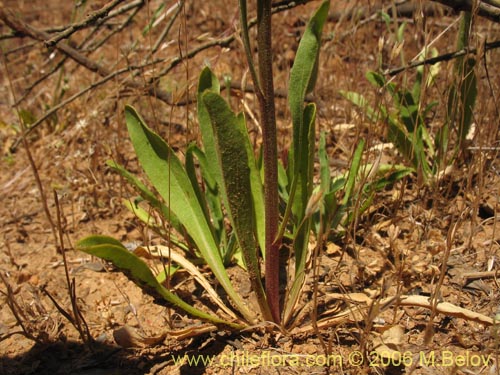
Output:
[{"xmin": 1, "ymin": 1, "xmax": 500, "ymax": 374}]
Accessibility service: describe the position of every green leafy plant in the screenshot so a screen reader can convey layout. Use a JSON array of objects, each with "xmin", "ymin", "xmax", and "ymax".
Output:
[
  {"xmin": 77, "ymin": 0, "xmax": 408, "ymax": 330},
  {"xmin": 437, "ymin": 11, "xmax": 477, "ymax": 164},
  {"xmin": 342, "ymin": 12, "xmax": 476, "ymax": 184},
  {"xmin": 341, "ymin": 62, "xmax": 439, "ymax": 182},
  {"xmin": 78, "ymin": 1, "xmax": 331, "ymax": 329},
  {"xmin": 313, "ymin": 133, "xmax": 412, "ymax": 239}
]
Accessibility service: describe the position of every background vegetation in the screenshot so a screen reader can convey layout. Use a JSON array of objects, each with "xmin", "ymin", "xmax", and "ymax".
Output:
[{"xmin": 1, "ymin": 1, "xmax": 499, "ymax": 374}]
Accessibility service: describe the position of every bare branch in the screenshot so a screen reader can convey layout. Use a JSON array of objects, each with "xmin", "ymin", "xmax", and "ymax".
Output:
[
  {"xmin": 146, "ymin": 0, "xmax": 184, "ymax": 59},
  {"xmin": 385, "ymin": 39, "xmax": 500, "ymax": 76},
  {"xmin": 0, "ymin": 5, "xmax": 173, "ymax": 103},
  {"xmin": 431, "ymin": 0, "xmax": 500, "ymax": 23},
  {"xmin": 9, "ymin": 58, "xmax": 167, "ymax": 152},
  {"xmin": 44, "ymin": 0, "xmax": 124, "ymax": 47}
]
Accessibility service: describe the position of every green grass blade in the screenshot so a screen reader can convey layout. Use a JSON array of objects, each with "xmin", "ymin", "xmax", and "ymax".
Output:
[
  {"xmin": 454, "ymin": 13, "xmax": 476, "ymax": 145},
  {"xmin": 340, "ymin": 91, "xmax": 383, "ymax": 123},
  {"xmin": 76, "ymin": 236, "xmax": 242, "ymax": 329},
  {"xmin": 202, "ymin": 91, "xmax": 271, "ymax": 321},
  {"xmin": 342, "ymin": 139, "xmax": 365, "ymax": 206},
  {"xmin": 319, "ymin": 131, "xmax": 330, "ymax": 195}
]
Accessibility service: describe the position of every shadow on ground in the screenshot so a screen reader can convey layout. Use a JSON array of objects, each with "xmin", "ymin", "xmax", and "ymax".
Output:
[{"xmin": 1, "ymin": 333, "xmax": 228, "ymax": 375}]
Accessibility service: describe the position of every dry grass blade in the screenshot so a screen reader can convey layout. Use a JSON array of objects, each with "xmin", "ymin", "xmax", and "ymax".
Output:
[
  {"xmin": 134, "ymin": 245, "xmax": 241, "ymax": 322},
  {"xmin": 398, "ymin": 295, "xmax": 494, "ymax": 326},
  {"xmin": 294, "ymin": 292, "xmax": 494, "ymax": 335},
  {"xmin": 113, "ymin": 324, "xmax": 167, "ymax": 348}
]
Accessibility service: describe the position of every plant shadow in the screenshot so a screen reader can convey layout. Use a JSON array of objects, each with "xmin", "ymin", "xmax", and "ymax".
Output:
[{"xmin": 0, "ymin": 332, "xmax": 230, "ymax": 375}]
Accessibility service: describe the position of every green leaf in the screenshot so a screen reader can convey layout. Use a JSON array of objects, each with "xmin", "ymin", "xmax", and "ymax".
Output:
[
  {"xmin": 123, "ymin": 198, "xmax": 159, "ymax": 229},
  {"xmin": 237, "ymin": 115, "xmax": 266, "ymax": 258},
  {"xmin": 156, "ymin": 265, "xmax": 179, "ymax": 284},
  {"xmin": 107, "ymin": 160, "xmax": 182, "ymax": 231},
  {"xmin": 277, "ymin": 160, "xmax": 289, "ymax": 202},
  {"xmin": 286, "ymin": 0, "xmax": 328, "ymax": 241},
  {"xmin": 366, "ymin": 71, "xmax": 386, "ymax": 89},
  {"xmin": 197, "ymin": 67, "xmax": 222, "ymax": 187},
  {"xmin": 342, "ymin": 140, "xmax": 365, "ymax": 206},
  {"xmin": 387, "ymin": 118, "xmax": 415, "ymax": 166},
  {"xmin": 319, "ymin": 131, "xmax": 330, "ymax": 195},
  {"xmin": 288, "ymin": 0, "xmax": 330, "ymax": 179},
  {"xmin": 124, "ymin": 105, "xmax": 255, "ymax": 323},
  {"xmin": 76, "ymin": 236, "xmax": 241, "ymax": 328},
  {"xmin": 185, "ymin": 143, "xmax": 216, "ymax": 241},
  {"xmin": 340, "ymin": 91, "xmax": 384, "ymax": 123},
  {"xmin": 396, "ymin": 21, "xmax": 406, "ymax": 43},
  {"xmin": 283, "ymin": 103, "xmax": 317, "ymax": 325},
  {"xmin": 202, "ymin": 92, "xmax": 271, "ymax": 321},
  {"xmin": 457, "ymin": 58, "xmax": 477, "ymax": 143},
  {"xmin": 190, "ymin": 145, "xmax": 226, "ymax": 248},
  {"xmin": 366, "ymin": 164, "xmax": 413, "ymax": 191}
]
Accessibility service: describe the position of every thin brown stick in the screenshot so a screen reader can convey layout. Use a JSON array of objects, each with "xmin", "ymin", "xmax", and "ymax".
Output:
[
  {"xmin": 462, "ymin": 270, "xmax": 500, "ymax": 280},
  {"xmin": 432, "ymin": 0, "xmax": 500, "ymax": 23},
  {"xmin": 153, "ymin": 0, "xmax": 312, "ymax": 82},
  {"xmin": 3, "ymin": 0, "xmax": 313, "ymax": 153},
  {"xmin": 53, "ymin": 191, "xmax": 93, "ymax": 347},
  {"xmin": 84, "ymin": 2, "xmax": 144, "ymax": 52},
  {"xmin": 14, "ymin": 56, "xmax": 67, "ymax": 106},
  {"xmin": 145, "ymin": 0, "xmax": 184, "ymax": 60},
  {"xmin": 45, "ymin": 0, "xmax": 123, "ymax": 47},
  {"xmin": 0, "ymin": 5, "xmax": 174, "ymax": 103},
  {"xmin": 0, "ymin": 273, "xmax": 44, "ymax": 344},
  {"xmin": 9, "ymin": 58, "xmax": 166, "ymax": 152},
  {"xmin": 424, "ymin": 213, "xmax": 465, "ymax": 344},
  {"xmin": 39, "ymin": 0, "xmax": 144, "ymax": 35},
  {"xmin": 385, "ymin": 39, "xmax": 500, "ymax": 76},
  {"xmin": 1, "ymin": 46, "xmax": 59, "ymax": 251}
]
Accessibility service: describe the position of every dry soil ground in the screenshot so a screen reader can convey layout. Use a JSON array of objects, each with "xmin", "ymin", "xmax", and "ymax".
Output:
[{"xmin": 1, "ymin": 1, "xmax": 500, "ymax": 374}]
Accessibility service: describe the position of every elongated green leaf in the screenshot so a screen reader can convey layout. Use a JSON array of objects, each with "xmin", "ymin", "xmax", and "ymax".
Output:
[
  {"xmin": 196, "ymin": 68, "xmax": 228, "ymax": 249},
  {"xmin": 456, "ymin": 58, "xmax": 477, "ymax": 143},
  {"xmin": 234, "ymin": 112, "xmax": 266, "ymax": 258},
  {"xmin": 341, "ymin": 90, "xmax": 420, "ymax": 176},
  {"xmin": 124, "ymin": 105, "xmax": 255, "ymax": 323},
  {"xmin": 366, "ymin": 71, "xmax": 386, "ymax": 89},
  {"xmin": 386, "ymin": 118, "xmax": 415, "ymax": 167},
  {"xmin": 76, "ymin": 236, "xmax": 242, "ymax": 328},
  {"xmin": 319, "ymin": 131, "xmax": 330, "ymax": 195},
  {"xmin": 190, "ymin": 145, "xmax": 226, "ymax": 248},
  {"xmin": 286, "ymin": 1, "xmax": 327, "ymax": 225},
  {"xmin": 107, "ymin": 160, "xmax": 182, "ymax": 231},
  {"xmin": 342, "ymin": 140, "xmax": 365, "ymax": 206},
  {"xmin": 454, "ymin": 14, "xmax": 476, "ymax": 144},
  {"xmin": 340, "ymin": 91, "xmax": 383, "ymax": 124},
  {"xmin": 365, "ymin": 165, "xmax": 413, "ymax": 191},
  {"xmin": 202, "ymin": 92, "xmax": 271, "ymax": 321},
  {"xmin": 288, "ymin": 0, "xmax": 329, "ymax": 180},
  {"xmin": 277, "ymin": 160, "xmax": 289, "ymax": 201},
  {"xmin": 185, "ymin": 143, "xmax": 216, "ymax": 240},
  {"xmin": 197, "ymin": 67, "xmax": 222, "ymax": 187},
  {"xmin": 123, "ymin": 198, "xmax": 159, "ymax": 229},
  {"xmin": 283, "ymin": 103, "xmax": 317, "ymax": 325}
]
